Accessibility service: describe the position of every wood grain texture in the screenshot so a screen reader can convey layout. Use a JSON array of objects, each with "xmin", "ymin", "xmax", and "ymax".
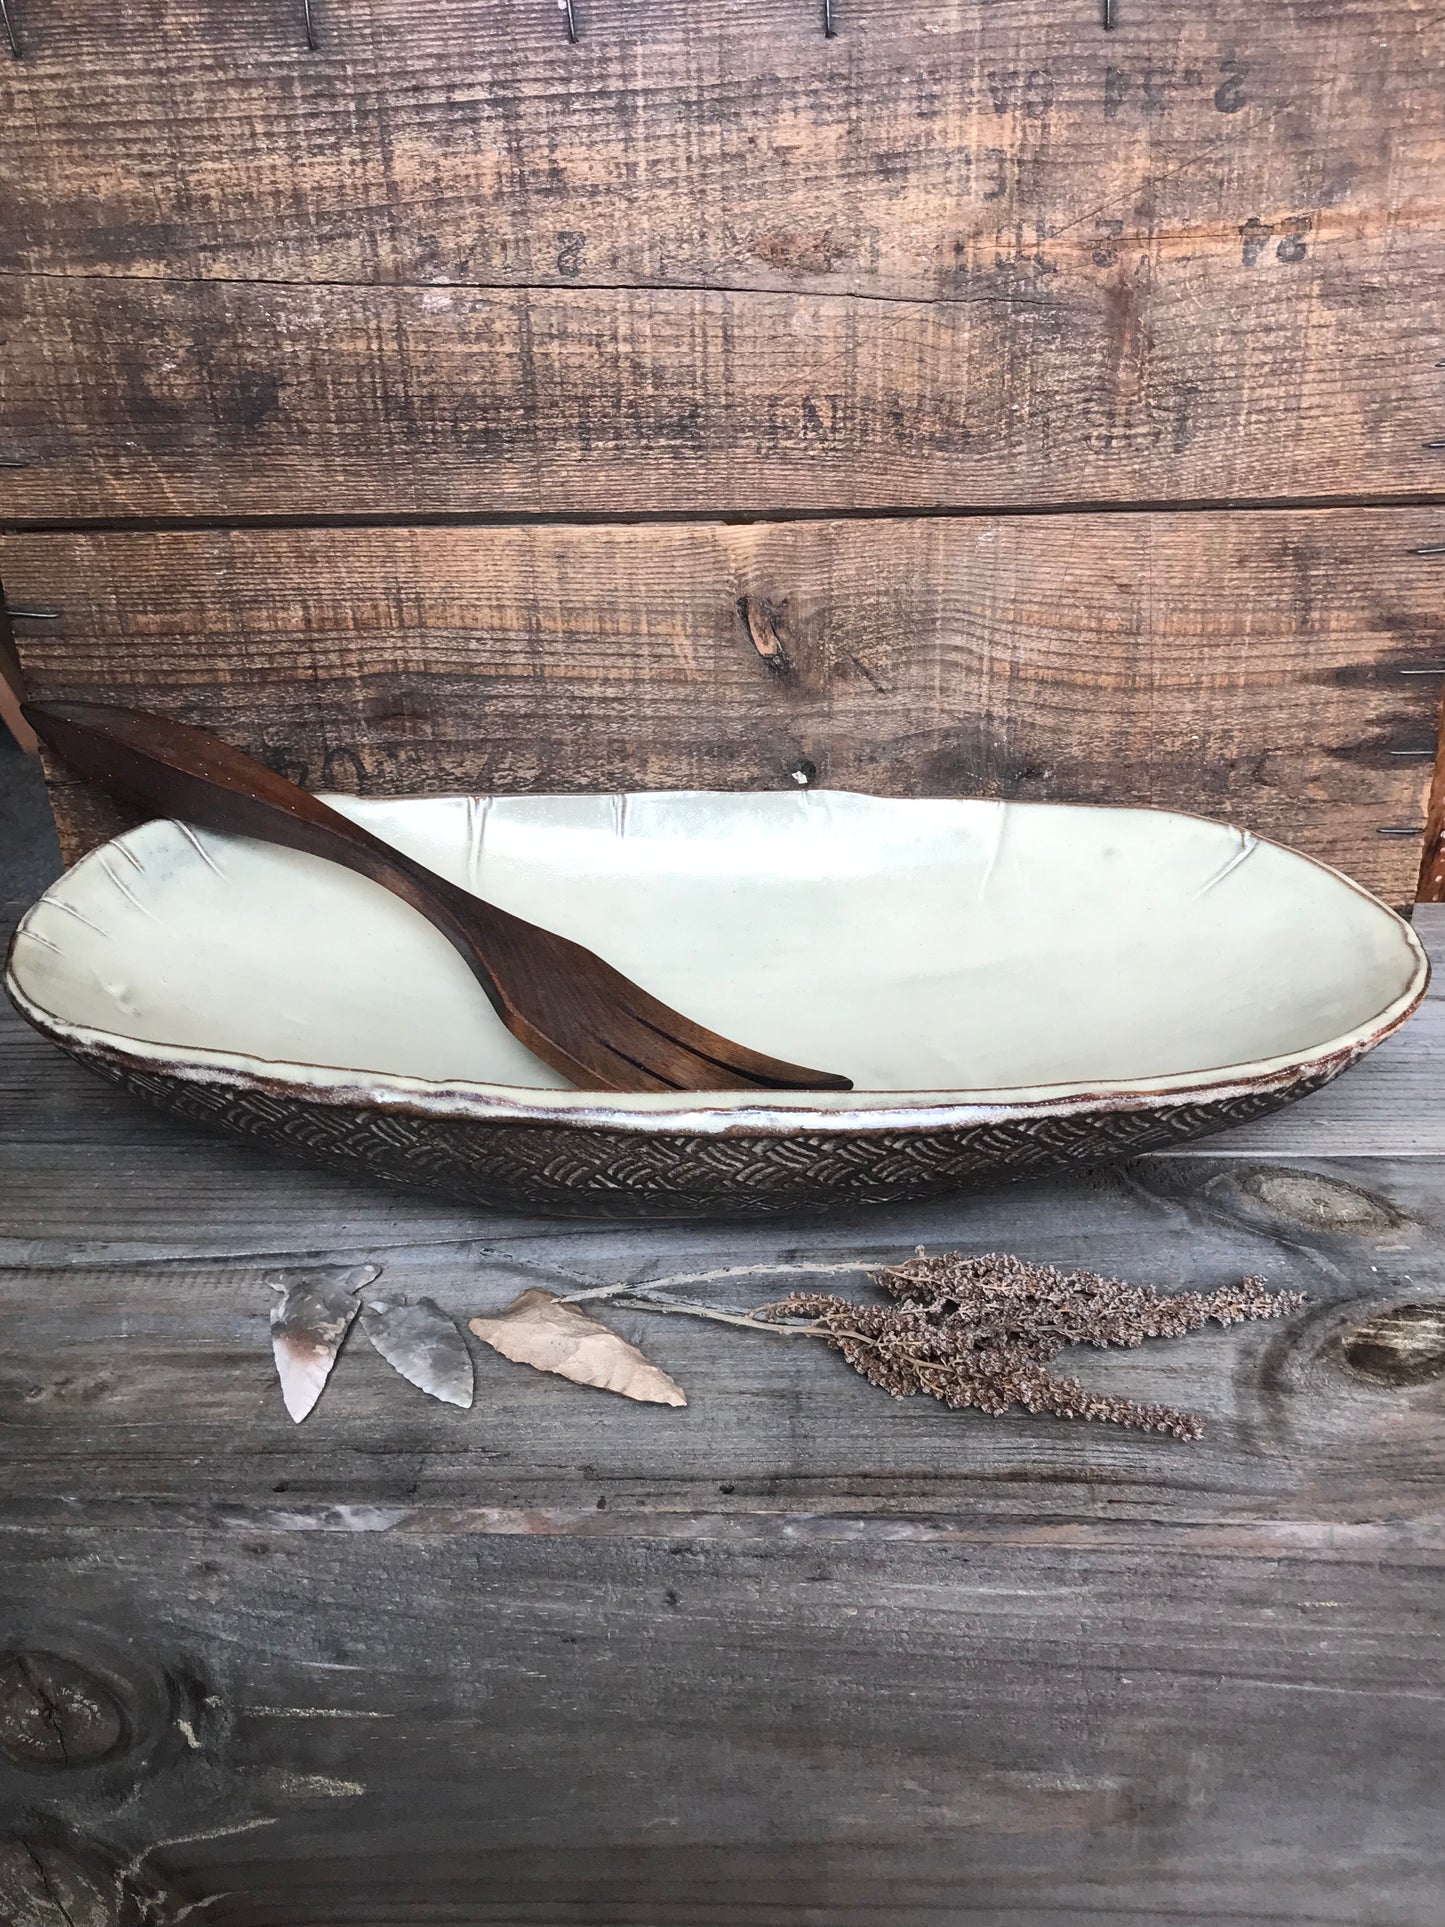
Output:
[
  {"xmin": 6, "ymin": 0, "xmax": 1438, "ymax": 517},
  {"xmin": 3, "ymin": 1153, "xmax": 1444, "ymax": 1517},
  {"xmin": 1, "ymin": 0, "xmax": 1441, "ymax": 518},
  {"xmin": 2, "ymin": 925, "xmax": 1444, "ymax": 1922},
  {"xmin": 2, "ymin": 1514, "xmax": 1439, "ymax": 1926},
  {"xmin": 2, "ymin": 907, "xmax": 1442, "ymax": 1922},
  {"xmin": 0, "ymin": 0, "xmax": 1441, "ymax": 520},
  {"xmin": 1, "ymin": 0, "xmax": 1435, "ymax": 299},
  {"xmin": 2, "ymin": 510, "xmax": 1440, "ymax": 894},
  {"xmin": 2, "ymin": 251, "xmax": 1442, "ymax": 520}
]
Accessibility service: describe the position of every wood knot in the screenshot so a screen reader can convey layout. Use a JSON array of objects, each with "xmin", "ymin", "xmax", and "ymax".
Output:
[
  {"xmin": 0, "ymin": 1652, "xmax": 126, "ymax": 1768},
  {"xmin": 738, "ymin": 596, "xmax": 794, "ymax": 676},
  {"xmin": 1239, "ymin": 1169, "xmax": 1401, "ymax": 1233},
  {"xmin": 1336, "ymin": 1304, "xmax": 1445, "ymax": 1388}
]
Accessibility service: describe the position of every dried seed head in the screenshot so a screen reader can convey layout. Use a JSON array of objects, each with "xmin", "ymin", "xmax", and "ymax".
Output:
[{"xmin": 759, "ymin": 1251, "xmax": 1304, "ymax": 1440}]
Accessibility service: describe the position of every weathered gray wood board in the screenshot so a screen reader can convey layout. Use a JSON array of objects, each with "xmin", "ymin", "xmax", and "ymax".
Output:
[
  {"xmin": 3, "ymin": 1513, "xmax": 1442, "ymax": 1927},
  {"xmin": 3, "ymin": 510, "xmax": 1440, "ymax": 893},
  {"xmin": 1, "ymin": 910, "xmax": 1442, "ymax": 1922},
  {"xmin": 3, "ymin": 1152, "xmax": 1445, "ymax": 1517}
]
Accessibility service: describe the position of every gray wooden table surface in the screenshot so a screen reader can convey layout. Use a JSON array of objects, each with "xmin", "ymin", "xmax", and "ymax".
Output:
[{"xmin": 2, "ymin": 905, "xmax": 1442, "ymax": 1927}]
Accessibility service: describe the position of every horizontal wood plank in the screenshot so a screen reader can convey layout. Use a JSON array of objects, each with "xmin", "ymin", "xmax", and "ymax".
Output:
[
  {"xmin": 1, "ymin": 252, "xmax": 1441, "ymax": 518},
  {"xmin": 2, "ymin": 510, "xmax": 1440, "ymax": 895},
  {"xmin": 2, "ymin": 1148, "xmax": 1443, "ymax": 1520},
  {"xmin": 2, "ymin": 0, "xmax": 1441, "ymax": 517},
  {"xmin": 5, "ymin": 1518, "xmax": 1441, "ymax": 1925},
  {"xmin": 0, "ymin": 0, "xmax": 1434, "ymax": 301}
]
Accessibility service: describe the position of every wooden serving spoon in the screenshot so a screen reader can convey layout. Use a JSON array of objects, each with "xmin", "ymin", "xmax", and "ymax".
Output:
[{"xmin": 24, "ymin": 701, "xmax": 853, "ymax": 1096}]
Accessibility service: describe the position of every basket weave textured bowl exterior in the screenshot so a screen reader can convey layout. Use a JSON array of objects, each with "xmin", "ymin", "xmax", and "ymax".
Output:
[{"xmin": 61, "ymin": 1030, "xmax": 1365, "ymax": 1222}]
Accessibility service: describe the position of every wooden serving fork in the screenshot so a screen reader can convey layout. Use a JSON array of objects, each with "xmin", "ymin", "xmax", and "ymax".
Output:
[{"xmin": 25, "ymin": 702, "xmax": 852, "ymax": 1096}]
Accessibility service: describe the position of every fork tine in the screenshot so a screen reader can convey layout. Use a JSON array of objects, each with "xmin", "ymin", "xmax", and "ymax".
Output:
[
  {"xmin": 622, "ymin": 1005, "xmax": 853, "ymax": 1090},
  {"xmin": 539, "ymin": 1010, "xmax": 783, "ymax": 1093},
  {"xmin": 494, "ymin": 918, "xmax": 852, "ymax": 1093},
  {"xmin": 534, "ymin": 997, "xmax": 845, "ymax": 1093}
]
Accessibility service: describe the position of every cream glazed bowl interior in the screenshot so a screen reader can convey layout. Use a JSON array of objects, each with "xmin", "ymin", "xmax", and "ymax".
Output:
[{"xmin": 5, "ymin": 790, "xmax": 1429, "ymax": 1220}]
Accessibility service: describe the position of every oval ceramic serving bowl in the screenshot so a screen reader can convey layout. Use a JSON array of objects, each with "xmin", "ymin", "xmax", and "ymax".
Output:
[{"xmin": 5, "ymin": 791, "xmax": 1429, "ymax": 1221}]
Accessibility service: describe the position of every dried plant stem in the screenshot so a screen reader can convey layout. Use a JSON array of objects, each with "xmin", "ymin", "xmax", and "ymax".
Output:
[
  {"xmin": 606, "ymin": 1292, "xmax": 829, "ymax": 1337},
  {"xmin": 559, "ymin": 1259, "xmax": 869, "ymax": 1308},
  {"xmin": 611, "ymin": 1294, "xmax": 901, "ymax": 1369},
  {"xmin": 765, "ymin": 1252, "xmax": 1307, "ymax": 1439}
]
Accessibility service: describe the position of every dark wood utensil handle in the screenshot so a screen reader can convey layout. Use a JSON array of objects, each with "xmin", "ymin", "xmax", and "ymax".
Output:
[{"xmin": 23, "ymin": 700, "xmax": 514, "ymax": 1012}]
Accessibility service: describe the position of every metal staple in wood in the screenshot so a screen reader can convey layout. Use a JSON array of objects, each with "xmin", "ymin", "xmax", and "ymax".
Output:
[{"xmin": 0, "ymin": 0, "xmax": 1142, "ymax": 60}]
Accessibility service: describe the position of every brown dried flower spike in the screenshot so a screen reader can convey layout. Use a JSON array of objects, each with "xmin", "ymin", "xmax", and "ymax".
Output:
[{"xmin": 761, "ymin": 1251, "xmax": 1305, "ymax": 1440}]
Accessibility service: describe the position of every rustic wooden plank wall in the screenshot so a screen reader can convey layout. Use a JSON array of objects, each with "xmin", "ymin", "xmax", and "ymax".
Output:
[
  {"xmin": 2, "ymin": 511, "xmax": 1440, "ymax": 894},
  {"xmin": 0, "ymin": 0, "xmax": 1442, "ymax": 889},
  {"xmin": 0, "ymin": 0, "xmax": 1443, "ymax": 519},
  {"xmin": 0, "ymin": 0, "xmax": 1431, "ymax": 297},
  {"xmin": 1, "ymin": 262, "xmax": 1441, "ymax": 520}
]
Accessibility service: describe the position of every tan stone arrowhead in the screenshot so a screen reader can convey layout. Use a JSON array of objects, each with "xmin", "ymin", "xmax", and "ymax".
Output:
[{"xmin": 469, "ymin": 1289, "xmax": 686, "ymax": 1406}]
